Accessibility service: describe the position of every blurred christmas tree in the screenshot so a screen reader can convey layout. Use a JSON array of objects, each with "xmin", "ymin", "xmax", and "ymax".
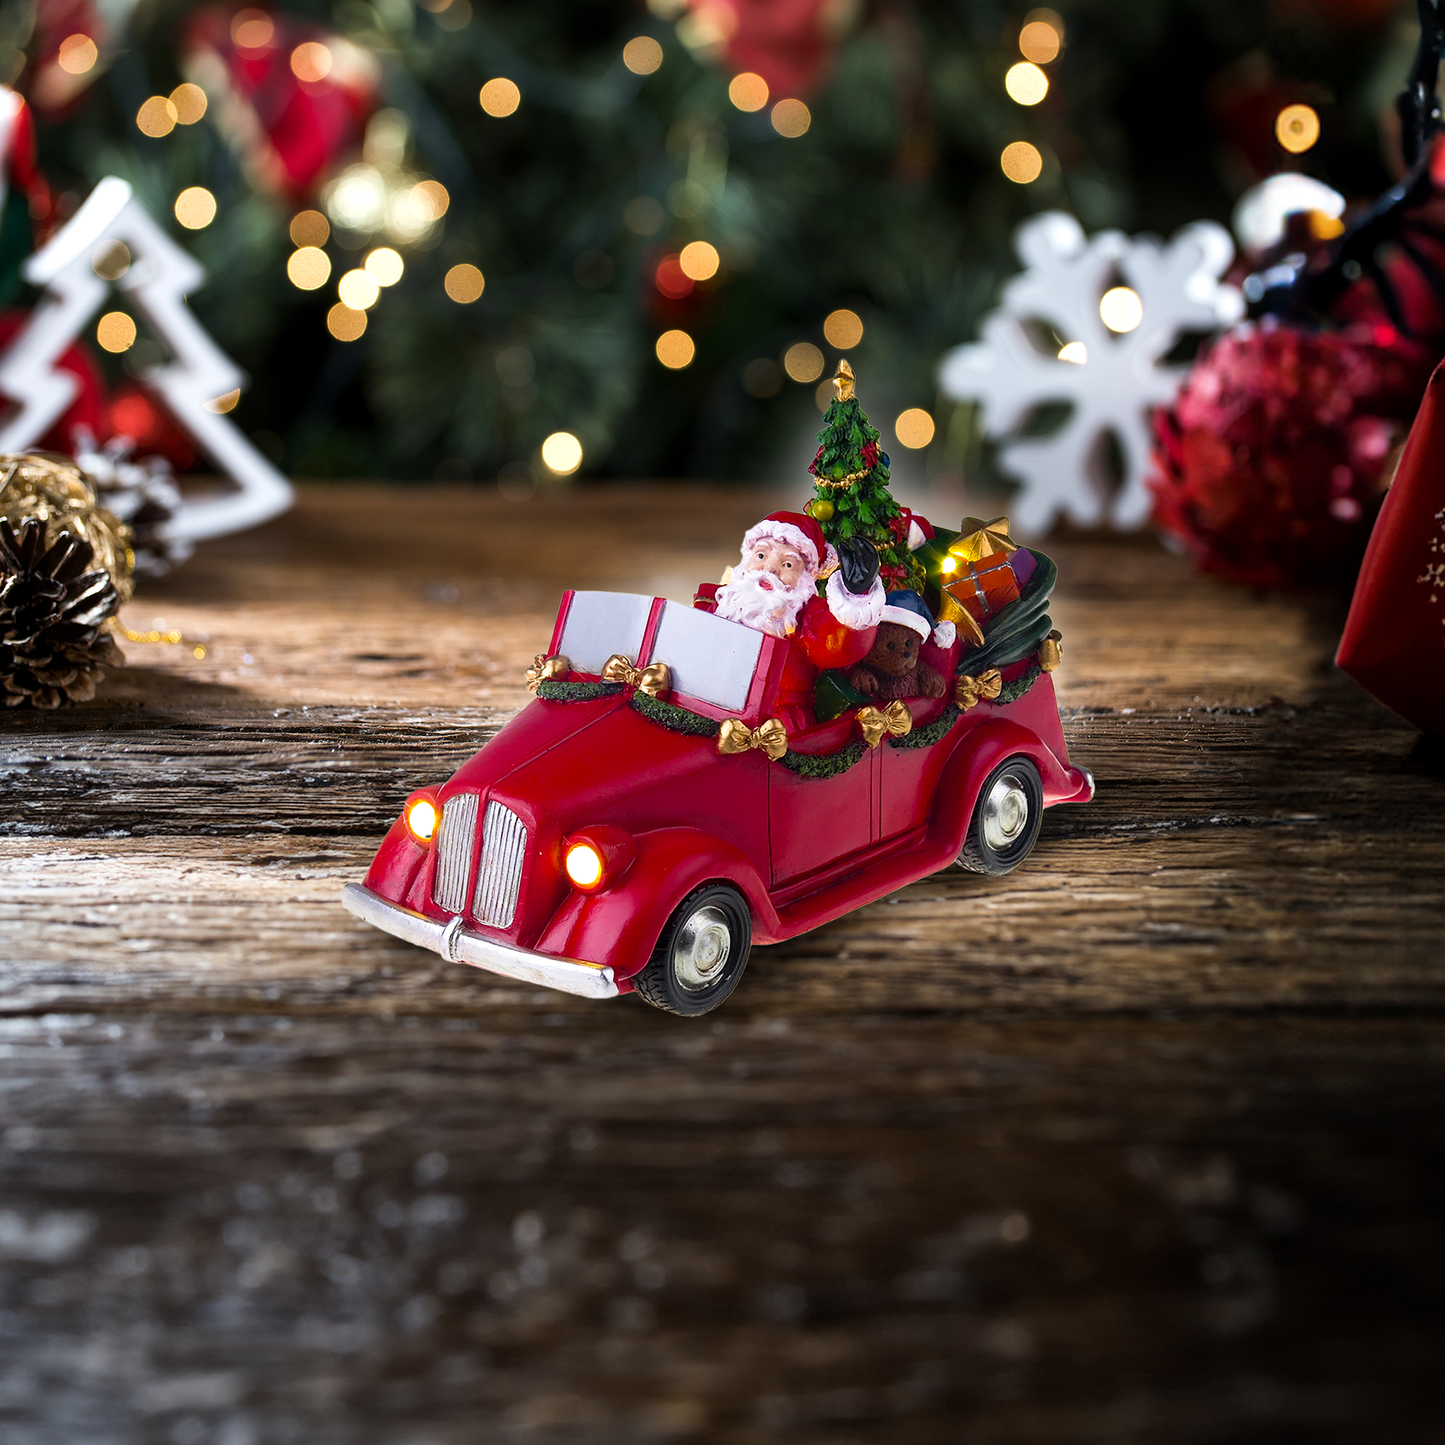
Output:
[{"xmin": 1, "ymin": 0, "xmax": 1411, "ymax": 485}]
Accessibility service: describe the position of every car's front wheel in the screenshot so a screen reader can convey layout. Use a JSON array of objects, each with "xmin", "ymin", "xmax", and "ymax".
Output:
[
  {"xmin": 957, "ymin": 756, "xmax": 1044, "ymax": 876},
  {"xmin": 633, "ymin": 883, "xmax": 752, "ymax": 1016}
]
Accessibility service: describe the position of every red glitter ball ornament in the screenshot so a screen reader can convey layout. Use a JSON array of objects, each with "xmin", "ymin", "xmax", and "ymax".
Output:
[{"xmin": 1149, "ymin": 322, "xmax": 1426, "ymax": 589}]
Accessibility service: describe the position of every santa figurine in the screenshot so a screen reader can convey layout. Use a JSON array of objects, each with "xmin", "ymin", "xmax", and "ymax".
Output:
[{"xmin": 695, "ymin": 510, "xmax": 886, "ymax": 730}]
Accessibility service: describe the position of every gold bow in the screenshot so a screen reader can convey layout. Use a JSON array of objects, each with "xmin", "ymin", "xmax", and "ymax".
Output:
[
  {"xmin": 1038, "ymin": 629, "xmax": 1063, "ymax": 673},
  {"xmin": 856, "ymin": 700, "xmax": 913, "ymax": 748},
  {"xmin": 602, "ymin": 653, "xmax": 671, "ymax": 697},
  {"xmin": 949, "ymin": 515, "xmax": 1018, "ymax": 564},
  {"xmin": 717, "ymin": 716, "xmax": 789, "ymax": 762},
  {"xmin": 526, "ymin": 654, "xmax": 570, "ymax": 692},
  {"xmin": 955, "ymin": 667, "xmax": 1003, "ymax": 710}
]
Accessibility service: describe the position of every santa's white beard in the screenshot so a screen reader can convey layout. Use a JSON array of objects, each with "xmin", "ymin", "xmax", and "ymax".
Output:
[{"xmin": 714, "ymin": 567, "xmax": 814, "ymax": 637}]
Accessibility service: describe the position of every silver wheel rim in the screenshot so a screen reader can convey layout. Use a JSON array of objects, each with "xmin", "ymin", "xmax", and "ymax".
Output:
[
  {"xmin": 672, "ymin": 905, "xmax": 732, "ymax": 991},
  {"xmin": 982, "ymin": 772, "xmax": 1031, "ymax": 853}
]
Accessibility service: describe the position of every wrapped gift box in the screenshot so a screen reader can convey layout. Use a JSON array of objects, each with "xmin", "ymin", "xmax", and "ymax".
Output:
[{"xmin": 941, "ymin": 550, "xmax": 1021, "ymax": 623}]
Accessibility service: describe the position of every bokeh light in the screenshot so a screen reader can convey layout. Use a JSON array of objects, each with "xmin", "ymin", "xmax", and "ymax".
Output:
[
  {"xmin": 96, "ymin": 312, "xmax": 137, "ymax": 353},
  {"xmin": 678, "ymin": 241, "xmax": 720, "ymax": 281},
  {"xmin": 365, "ymin": 248, "xmax": 404, "ymax": 286},
  {"xmin": 1005, "ymin": 62, "xmax": 1048, "ymax": 105},
  {"xmin": 207, "ymin": 389, "xmax": 241, "ymax": 414},
  {"xmin": 1019, "ymin": 16, "xmax": 1062, "ymax": 64},
  {"xmin": 445, "ymin": 264, "xmax": 485, "ymax": 302},
  {"xmin": 230, "ymin": 9, "xmax": 274, "ymax": 49},
  {"xmin": 480, "ymin": 78, "xmax": 521, "ymax": 117},
  {"xmin": 291, "ymin": 42, "xmax": 332, "ymax": 83},
  {"xmin": 290, "ymin": 210, "xmax": 330, "ymax": 247},
  {"xmin": 287, "ymin": 247, "xmax": 332, "ymax": 290},
  {"xmin": 57, "ymin": 35, "xmax": 97, "ymax": 74},
  {"xmin": 1099, "ymin": 286, "xmax": 1143, "ymax": 333},
  {"xmin": 654, "ymin": 255, "xmax": 693, "ymax": 299},
  {"xmin": 327, "ymin": 304, "xmax": 367, "ymax": 342},
  {"xmin": 729, "ymin": 72, "xmax": 769, "ymax": 112},
  {"xmin": 338, "ymin": 269, "xmax": 381, "ymax": 310},
  {"xmin": 783, "ymin": 342, "xmax": 824, "ymax": 382},
  {"xmin": 91, "ymin": 241, "xmax": 130, "ymax": 281},
  {"xmin": 170, "ymin": 82, "xmax": 207, "ymax": 124},
  {"xmin": 894, "ymin": 408, "xmax": 936, "ymax": 449},
  {"xmin": 656, "ymin": 330, "xmax": 696, "ymax": 369},
  {"xmin": 136, "ymin": 96, "xmax": 177, "ymax": 138},
  {"xmin": 541, "ymin": 432, "xmax": 583, "ymax": 475},
  {"xmin": 174, "ymin": 187, "xmax": 217, "ymax": 229},
  {"xmin": 623, "ymin": 36, "xmax": 663, "ymax": 74},
  {"xmin": 1276, "ymin": 104, "xmax": 1320, "ymax": 155},
  {"xmin": 1000, "ymin": 141, "xmax": 1043, "ymax": 183},
  {"xmin": 1058, "ymin": 341, "xmax": 1088, "ymax": 364},
  {"xmin": 771, "ymin": 99, "xmax": 811, "ymax": 138},
  {"xmin": 823, "ymin": 309, "xmax": 864, "ymax": 349}
]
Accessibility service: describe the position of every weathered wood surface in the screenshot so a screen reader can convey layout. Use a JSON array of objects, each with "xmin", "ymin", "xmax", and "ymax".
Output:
[{"xmin": 2, "ymin": 485, "xmax": 1443, "ymax": 1444}]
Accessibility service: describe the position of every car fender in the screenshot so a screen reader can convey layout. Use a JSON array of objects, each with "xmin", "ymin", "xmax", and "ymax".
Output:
[
  {"xmin": 537, "ymin": 826, "xmax": 777, "ymax": 981},
  {"xmin": 363, "ymin": 816, "xmax": 430, "ymax": 911},
  {"xmin": 932, "ymin": 718, "xmax": 1075, "ymax": 856}
]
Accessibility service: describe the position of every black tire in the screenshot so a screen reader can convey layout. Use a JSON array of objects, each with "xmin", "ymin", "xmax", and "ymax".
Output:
[
  {"xmin": 958, "ymin": 756, "xmax": 1044, "ymax": 876},
  {"xmin": 633, "ymin": 883, "xmax": 752, "ymax": 1017}
]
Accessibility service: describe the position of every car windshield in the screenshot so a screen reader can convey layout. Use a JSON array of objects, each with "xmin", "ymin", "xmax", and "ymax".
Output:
[
  {"xmin": 556, "ymin": 592, "xmax": 652, "ymax": 675},
  {"xmin": 650, "ymin": 601, "xmax": 762, "ymax": 710}
]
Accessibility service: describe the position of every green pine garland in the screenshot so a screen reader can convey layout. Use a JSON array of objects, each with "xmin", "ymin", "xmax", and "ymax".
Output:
[{"xmin": 536, "ymin": 678, "xmax": 626, "ymax": 702}]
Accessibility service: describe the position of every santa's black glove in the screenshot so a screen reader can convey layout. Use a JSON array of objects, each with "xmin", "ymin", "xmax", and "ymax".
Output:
[{"xmin": 837, "ymin": 536, "xmax": 880, "ymax": 596}]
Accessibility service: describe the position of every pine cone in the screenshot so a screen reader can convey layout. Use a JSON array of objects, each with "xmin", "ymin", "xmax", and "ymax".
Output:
[{"xmin": 0, "ymin": 516, "xmax": 123, "ymax": 708}]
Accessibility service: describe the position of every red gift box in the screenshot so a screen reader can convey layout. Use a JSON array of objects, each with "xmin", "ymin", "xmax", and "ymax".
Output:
[{"xmin": 942, "ymin": 550, "xmax": 1022, "ymax": 623}]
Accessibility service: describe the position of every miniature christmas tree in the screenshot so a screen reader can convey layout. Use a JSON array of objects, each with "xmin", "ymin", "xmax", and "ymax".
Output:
[{"xmin": 807, "ymin": 362, "xmax": 925, "ymax": 591}]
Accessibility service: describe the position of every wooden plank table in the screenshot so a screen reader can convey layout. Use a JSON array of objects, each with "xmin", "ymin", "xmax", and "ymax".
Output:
[{"xmin": 3, "ymin": 484, "xmax": 1443, "ymax": 1443}]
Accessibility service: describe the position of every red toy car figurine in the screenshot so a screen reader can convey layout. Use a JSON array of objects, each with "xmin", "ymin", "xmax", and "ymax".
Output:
[{"xmin": 343, "ymin": 536, "xmax": 1093, "ymax": 1016}]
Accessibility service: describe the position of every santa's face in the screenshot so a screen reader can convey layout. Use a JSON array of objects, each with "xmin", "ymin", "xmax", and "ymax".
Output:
[{"xmin": 715, "ymin": 537, "xmax": 817, "ymax": 636}]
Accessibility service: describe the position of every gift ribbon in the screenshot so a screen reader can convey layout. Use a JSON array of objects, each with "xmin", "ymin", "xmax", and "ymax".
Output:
[
  {"xmin": 949, "ymin": 515, "xmax": 1018, "ymax": 564},
  {"xmin": 955, "ymin": 667, "xmax": 1003, "ymax": 710},
  {"xmin": 856, "ymin": 700, "xmax": 913, "ymax": 748},
  {"xmin": 602, "ymin": 653, "xmax": 671, "ymax": 697},
  {"xmin": 526, "ymin": 654, "xmax": 570, "ymax": 692},
  {"xmin": 717, "ymin": 716, "xmax": 789, "ymax": 761}
]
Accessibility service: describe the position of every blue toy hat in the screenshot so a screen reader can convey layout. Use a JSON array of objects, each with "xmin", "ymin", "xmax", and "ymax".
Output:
[{"xmin": 880, "ymin": 589, "xmax": 956, "ymax": 648}]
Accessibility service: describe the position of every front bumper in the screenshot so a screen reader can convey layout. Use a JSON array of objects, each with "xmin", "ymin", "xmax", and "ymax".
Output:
[{"xmin": 341, "ymin": 883, "xmax": 619, "ymax": 1000}]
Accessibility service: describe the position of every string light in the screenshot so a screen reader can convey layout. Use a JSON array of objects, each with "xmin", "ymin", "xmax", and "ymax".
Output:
[
  {"xmin": 783, "ymin": 342, "xmax": 824, "ymax": 382},
  {"xmin": 1276, "ymin": 104, "xmax": 1320, "ymax": 155},
  {"xmin": 480, "ymin": 78, "xmax": 521, "ymax": 117},
  {"xmin": 1000, "ymin": 141, "xmax": 1043, "ymax": 183},
  {"xmin": 230, "ymin": 9, "xmax": 274, "ymax": 49},
  {"xmin": 365, "ymin": 248, "xmax": 404, "ymax": 286},
  {"xmin": 541, "ymin": 432, "xmax": 583, "ymax": 475},
  {"xmin": 291, "ymin": 42, "xmax": 332, "ymax": 83},
  {"xmin": 327, "ymin": 304, "xmax": 367, "ymax": 341},
  {"xmin": 771, "ymin": 99, "xmax": 811, "ymax": 138},
  {"xmin": 823, "ymin": 309, "xmax": 864, "ymax": 348},
  {"xmin": 895, "ymin": 408, "xmax": 935, "ymax": 449},
  {"xmin": 729, "ymin": 72, "xmax": 769, "ymax": 112},
  {"xmin": 290, "ymin": 210, "xmax": 330, "ymax": 247},
  {"xmin": 57, "ymin": 35, "xmax": 97, "ymax": 74},
  {"xmin": 1058, "ymin": 341, "xmax": 1087, "ymax": 364},
  {"xmin": 287, "ymin": 247, "xmax": 331, "ymax": 290},
  {"xmin": 1099, "ymin": 286, "xmax": 1143, "ymax": 333},
  {"xmin": 338, "ymin": 269, "xmax": 381, "ymax": 310},
  {"xmin": 96, "ymin": 312, "xmax": 137, "ymax": 353},
  {"xmin": 623, "ymin": 36, "xmax": 663, "ymax": 74},
  {"xmin": 656, "ymin": 330, "xmax": 695, "ymax": 368},
  {"xmin": 174, "ymin": 187, "xmax": 217, "ymax": 230},
  {"xmin": 136, "ymin": 96, "xmax": 178, "ymax": 138},
  {"xmin": 170, "ymin": 83, "xmax": 207, "ymax": 124},
  {"xmin": 1005, "ymin": 62, "xmax": 1048, "ymax": 106},
  {"xmin": 678, "ymin": 241, "xmax": 720, "ymax": 281},
  {"xmin": 444, "ymin": 264, "xmax": 485, "ymax": 302}
]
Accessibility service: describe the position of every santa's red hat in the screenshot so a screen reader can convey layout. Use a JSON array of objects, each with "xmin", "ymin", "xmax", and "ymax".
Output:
[{"xmin": 740, "ymin": 511, "xmax": 837, "ymax": 574}]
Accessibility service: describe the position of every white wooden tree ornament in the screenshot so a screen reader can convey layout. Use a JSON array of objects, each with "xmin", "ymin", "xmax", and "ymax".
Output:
[
  {"xmin": 0, "ymin": 176, "xmax": 293, "ymax": 541},
  {"xmin": 936, "ymin": 211, "xmax": 1244, "ymax": 536}
]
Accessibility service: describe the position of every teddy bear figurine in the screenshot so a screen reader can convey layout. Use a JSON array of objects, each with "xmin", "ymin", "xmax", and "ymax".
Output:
[{"xmin": 845, "ymin": 590, "xmax": 952, "ymax": 701}]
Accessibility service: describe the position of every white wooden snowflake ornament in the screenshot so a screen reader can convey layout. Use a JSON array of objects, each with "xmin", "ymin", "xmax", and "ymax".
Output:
[{"xmin": 937, "ymin": 211, "xmax": 1244, "ymax": 535}]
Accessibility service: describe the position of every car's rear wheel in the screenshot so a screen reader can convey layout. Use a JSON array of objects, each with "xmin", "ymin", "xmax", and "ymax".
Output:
[
  {"xmin": 957, "ymin": 756, "xmax": 1043, "ymax": 876},
  {"xmin": 633, "ymin": 883, "xmax": 752, "ymax": 1016}
]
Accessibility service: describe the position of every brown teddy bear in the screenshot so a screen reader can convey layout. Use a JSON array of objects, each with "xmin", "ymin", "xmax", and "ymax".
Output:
[{"xmin": 846, "ymin": 621, "xmax": 947, "ymax": 700}]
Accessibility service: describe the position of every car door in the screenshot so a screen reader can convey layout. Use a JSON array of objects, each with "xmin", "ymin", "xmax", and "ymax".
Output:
[{"xmin": 767, "ymin": 716, "xmax": 877, "ymax": 887}]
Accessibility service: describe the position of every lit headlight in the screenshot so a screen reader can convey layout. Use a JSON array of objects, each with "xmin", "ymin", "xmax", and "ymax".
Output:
[
  {"xmin": 405, "ymin": 797, "xmax": 438, "ymax": 843},
  {"xmin": 565, "ymin": 842, "xmax": 604, "ymax": 889}
]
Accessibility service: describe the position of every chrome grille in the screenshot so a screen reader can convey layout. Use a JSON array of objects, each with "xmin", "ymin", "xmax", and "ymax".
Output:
[
  {"xmin": 473, "ymin": 800, "xmax": 527, "ymax": 928},
  {"xmin": 432, "ymin": 792, "xmax": 480, "ymax": 913}
]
